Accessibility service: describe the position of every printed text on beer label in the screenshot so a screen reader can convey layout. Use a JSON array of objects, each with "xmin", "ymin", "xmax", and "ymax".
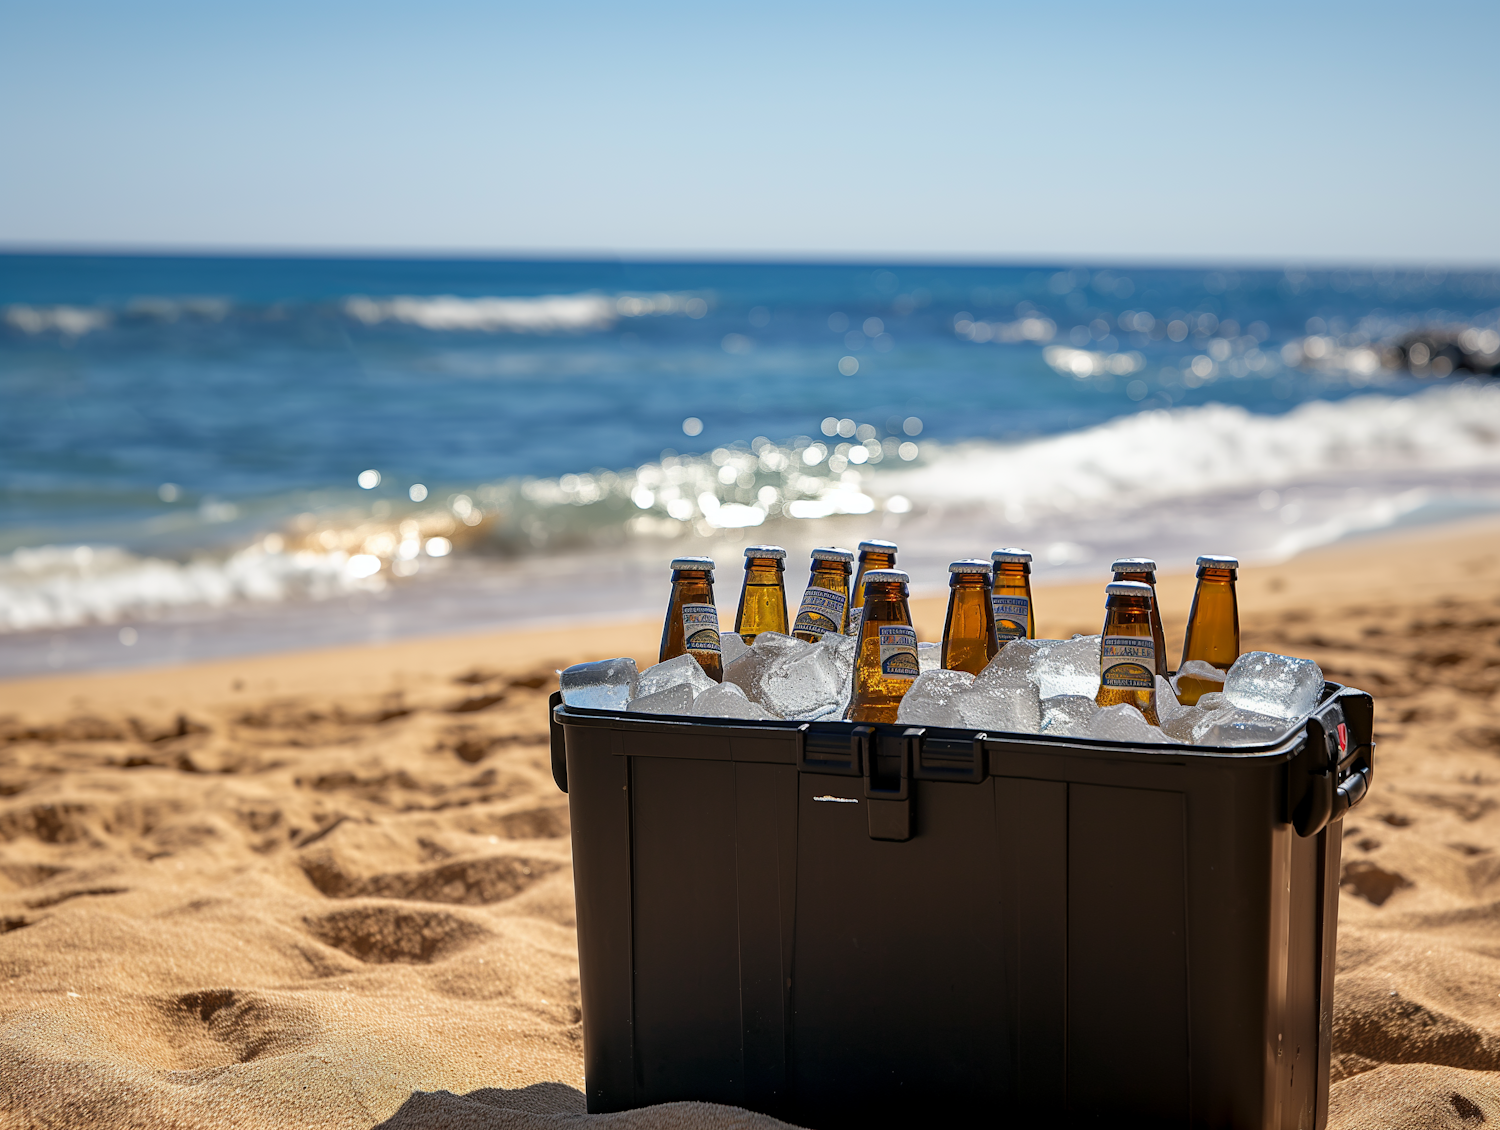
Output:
[
  {"xmin": 793, "ymin": 586, "xmax": 847, "ymax": 639},
  {"xmin": 1100, "ymin": 634, "xmax": 1155, "ymax": 689},
  {"xmin": 682, "ymin": 603, "xmax": 721, "ymax": 654},
  {"xmin": 992, "ymin": 594, "xmax": 1030, "ymax": 640},
  {"xmin": 878, "ymin": 624, "xmax": 919, "ymax": 679}
]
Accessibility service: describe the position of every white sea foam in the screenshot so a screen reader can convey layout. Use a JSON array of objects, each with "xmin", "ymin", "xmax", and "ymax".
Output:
[
  {"xmin": 343, "ymin": 291, "xmax": 703, "ymax": 333},
  {"xmin": 877, "ymin": 383, "xmax": 1500, "ymax": 518},
  {"xmin": 0, "ymin": 543, "xmax": 386, "ymax": 633},
  {"xmin": 4, "ymin": 305, "xmax": 112, "ymax": 336}
]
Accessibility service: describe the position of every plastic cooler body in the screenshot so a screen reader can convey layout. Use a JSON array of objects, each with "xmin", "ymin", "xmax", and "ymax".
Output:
[{"xmin": 548, "ymin": 684, "xmax": 1374, "ymax": 1130}]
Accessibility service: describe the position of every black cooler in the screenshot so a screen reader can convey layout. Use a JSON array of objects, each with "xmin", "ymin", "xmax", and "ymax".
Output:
[{"xmin": 548, "ymin": 681, "xmax": 1373, "ymax": 1129}]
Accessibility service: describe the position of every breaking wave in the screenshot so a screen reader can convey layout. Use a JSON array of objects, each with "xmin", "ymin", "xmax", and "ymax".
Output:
[
  {"xmin": 1, "ymin": 290, "xmax": 707, "ymax": 339},
  {"xmin": 2, "ymin": 382, "xmax": 1497, "ymax": 633}
]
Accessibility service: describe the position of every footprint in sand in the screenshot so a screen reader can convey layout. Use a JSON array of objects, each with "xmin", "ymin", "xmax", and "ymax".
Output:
[{"xmin": 304, "ymin": 905, "xmax": 487, "ymax": 964}]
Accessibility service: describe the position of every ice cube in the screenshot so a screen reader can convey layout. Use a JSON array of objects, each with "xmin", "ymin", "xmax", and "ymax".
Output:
[
  {"xmin": 754, "ymin": 641, "xmax": 847, "ymax": 721},
  {"xmin": 1087, "ymin": 703, "xmax": 1178, "ymax": 744},
  {"xmin": 1160, "ymin": 708, "xmax": 1205, "ymax": 743},
  {"xmin": 1040, "ymin": 694, "xmax": 1100, "ymax": 737},
  {"xmin": 559, "ymin": 657, "xmax": 638, "ymax": 709},
  {"xmin": 690, "ymin": 682, "xmax": 779, "ymax": 720},
  {"xmin": 1154, "ymin": 675, "xmax": 1188, "ymax": 722},
  {"xmin": 637, "ymin": 652, "xmax": 717, "ymax": 699},
  {"xmin": 1196, "ymin": 691, "xmax": 1227, "ymax": 711},
  {"xmin": 817, "ymin": 631, "xmax": 858, "ymax": 718},
  {"xmin": 724, "ymin": 632, "xmax": 811, "ymax": 707},
  {"xmin": 1223, "ymin": 651, "xmax": 1325, "ymax": 721},
  {"xmin": 1172, "ymin": 659, "xmax": 1226, "ymax": 695},
  {"xmin": 958, "ymin": 678, "xmax": 1042, "ymax": 734},
  {"xmin": 1192, "ymin": 704, "xmax": 1292, "ymax": 747},
  {"xmin": 1033, "ymin": 635, "xmax": 1101, "ymax": 700},
  {"xmin": 979, "ymin": 638, "xmax": 1043, "ymax": 684},
  {"xmin": 626, "ymin": 683, "xmax": 695, "ymax": 715},
  {"xmin": 720, "ymin": 632, "xmax": 749, "ymax": 668},
  {"xmin": 896, "ymin": 669, "xmax": 975, "ymax": 726},
  {"xmin": 918, "ymin": 641, "xmax": 941, "ymax": 674}
]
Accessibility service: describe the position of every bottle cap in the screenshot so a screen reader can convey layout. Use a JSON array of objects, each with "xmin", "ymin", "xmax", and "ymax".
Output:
[
  {"xmin": 743, "ymin": 545, "xmax": 786, "ymax": 560},
  {"xmin": 1105, "ymin": 580, "xmax": 1154, "ymax": 598},
  {"xmin": 858, "ymin": 539, "xmax": 898, "ymax": 554},
  {"xmin": 949, "ymin": 559, "xmax": 993, "ymax": 573},
  {"xmin": 670, "ymin": 556, "xmax": 715, "ymax": 572},
  {"xmin": 811, "ymin": 547, "xmax": 855, "ymax": 563},
  {"xmin": 1111, "ymin": 557, "xmax": 1157, "ymax": 573},
  {"xmin": 861, "ymin": 569, "xmax": 910, "ymax": 585},
  {"xmin": 1196, "ymin": 554, "xmax": 1239, "ymax": 569},
  {"xmin": 991, "ymin": 548, "xmax": 1033, "ymax": 564}
]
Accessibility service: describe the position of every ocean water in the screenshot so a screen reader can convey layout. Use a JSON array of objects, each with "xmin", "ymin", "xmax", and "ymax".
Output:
[{"xmin": 3, "ymin": 254, "xmax": 1499, "ymax": 676}]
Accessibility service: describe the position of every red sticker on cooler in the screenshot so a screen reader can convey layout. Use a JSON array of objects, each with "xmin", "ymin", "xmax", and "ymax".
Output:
[{"xmin": 1337, "ymin": 722, "xmax": 1348, "ymax": 754}]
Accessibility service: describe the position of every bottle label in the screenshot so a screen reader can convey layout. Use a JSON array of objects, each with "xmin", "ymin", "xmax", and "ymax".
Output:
[
  {"xmin": 793, "ymin": 587, "xmax": 847, "ymax": 639},
  {"xmin": 878, "ymin": 624, "xmax": 919, "ymax": 679},
  {"xmin": 1100, "ymin": 635, "xmax": 1155, "ymax": 689},
  {"xmin": 682, "ymin": 603, "xmax": 721, "ymax": 655},
  {"xmin": 992, "ymin": 594, "xmax": 1030, "ymax": 640}
]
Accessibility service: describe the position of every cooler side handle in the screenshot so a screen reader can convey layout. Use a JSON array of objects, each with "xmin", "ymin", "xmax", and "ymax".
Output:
[{"xmin": 549, "ymin": 690, "xmax": 567, "ymax": 793}]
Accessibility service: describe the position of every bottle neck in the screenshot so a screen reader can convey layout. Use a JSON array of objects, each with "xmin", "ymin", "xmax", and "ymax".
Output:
[
  {"xmin": 1113, "ymin": 570, "xmax": 1156, "ymax": 586},
  {"xmin": 744, "ymin": 561, "xmax": 783, "ymax": 584},
  {"xmin": 860, "ymin": 583, "xmax": 910, "ymax": 624},
  {"xmin": 809, "ymin": 562, "xmax": 850, "ymax": 588},
  {"xmin": 1103, "ymin": 598, "xmax": 1153, "ymax": 634}
]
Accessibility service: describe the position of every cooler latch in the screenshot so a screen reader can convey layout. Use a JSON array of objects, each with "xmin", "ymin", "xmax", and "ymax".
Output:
[{"xmin": 860, "ymin": 726, "xmax": 915, "ymax": 841}]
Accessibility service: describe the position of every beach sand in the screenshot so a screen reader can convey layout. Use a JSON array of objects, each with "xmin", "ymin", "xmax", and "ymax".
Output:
[{"xmin": 3, "ymin": 517, "xmax": 1500, "ymax": 1128}]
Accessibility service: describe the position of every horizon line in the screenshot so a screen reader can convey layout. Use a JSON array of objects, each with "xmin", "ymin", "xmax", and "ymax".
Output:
[{"xmin": 2, "ymin": 242, "xmax": 1497, "ymax": 273}]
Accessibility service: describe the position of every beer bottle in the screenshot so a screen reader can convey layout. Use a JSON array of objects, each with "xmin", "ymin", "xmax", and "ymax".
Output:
[
  {"xmin": 1096, "ymin": 580, "xmax": 1159, "ymax": 725},
  {"xmin": 1110, "ymin": 558, "xmax": 1168, "ymax": 677},
  {"xmin": 659, "ymin": 556, "xmax": 723, "ymax": 682},
  {"xmin": 851, "ymin": 539, "xmax": 898, "ymax": 614},
  {"xmin": 849, "ymin": 569, "xmax": 919, "ymax": 723},
  {"xmin": 1177, "ymin": 554, "xmax": 1240, "ymax": 705},
  {"xmin": 734, "ymin": 545, "xmax": 789, "ymax": 644},
  {"xmin": 990, "ymin": 548, "xmax": 1035, "ymax": 642},
  {"xmin": 793, "ymin": 547, "xmax": 855, "ymax": 642},
  {"xmin": 942, "ymin": 560, "xmax": 999, "ymax": 675}
]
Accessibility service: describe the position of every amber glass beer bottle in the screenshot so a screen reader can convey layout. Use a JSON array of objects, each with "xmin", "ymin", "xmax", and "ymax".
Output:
[
  {"xmin": 1096, "ymin": 580, "xmax": 1159, "ymax": 725},
  {"xmin": 990, "ymin": 548, "xmax": 1035, "ymax": 642},
  {"xmin": 1177, "ymin": 554, "xmax": 1240, "ymax": 705},
  {"xmin": 659, "ymin": 556, "xmax": 723, "ymax": 681},
  {"xmin": 793, "ymin": 548, "xmax": 854, "ymax": 642},
  {"xmin": 849, "ymin": 569, "xmax": 919, "ymax": 723},
  {"xmin": 734, "ymin": 545, "xmax": 788, "ymax": 644},
  {"xmin": 1111, "ymin": 557, "xmax": 1168, "ymax": 677},
  {"xmin": 851, "ymin": 539, "xmax": 898, "ymax": 614},
  {"xmin": 942, "ymin": 560, "xmax": 999, "ymax": 675}
]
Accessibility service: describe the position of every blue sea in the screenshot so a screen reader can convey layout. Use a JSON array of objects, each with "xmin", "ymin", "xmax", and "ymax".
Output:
[{"xmin": 3, "ymin": 254, "xmax": 1499, "ymax": 676}]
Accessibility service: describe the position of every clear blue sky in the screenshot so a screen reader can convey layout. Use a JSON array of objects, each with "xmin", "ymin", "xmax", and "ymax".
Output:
[{"xmin": 2, "ymin": 0, "xmax": 1496, "ymax": 262}]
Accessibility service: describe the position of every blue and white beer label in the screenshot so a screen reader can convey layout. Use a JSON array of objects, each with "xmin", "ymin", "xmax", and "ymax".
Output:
[
  {"xmin": 992, "ymin": 594, "xmax": 1030, "ymax": 641},
  {"xmin": 878, "ymin": 624, "xmax": 919, "ymax": 679},
  {"xmin": 793, "ymin": 586, "xmax": 847, "ymax": 639},
  {"xmin": 682, "ymin": 603, "xmax": 721, "ymax": 655},
  {"xmin": 1100, "ymin": 635, "xmax": 1155, "ymax": 689}
]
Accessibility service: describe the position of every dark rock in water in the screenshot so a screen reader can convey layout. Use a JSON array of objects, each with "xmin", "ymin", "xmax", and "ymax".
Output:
[{"xmin": 1395, "ymin": 326, "xmax": 1500, "ymax": 377}]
